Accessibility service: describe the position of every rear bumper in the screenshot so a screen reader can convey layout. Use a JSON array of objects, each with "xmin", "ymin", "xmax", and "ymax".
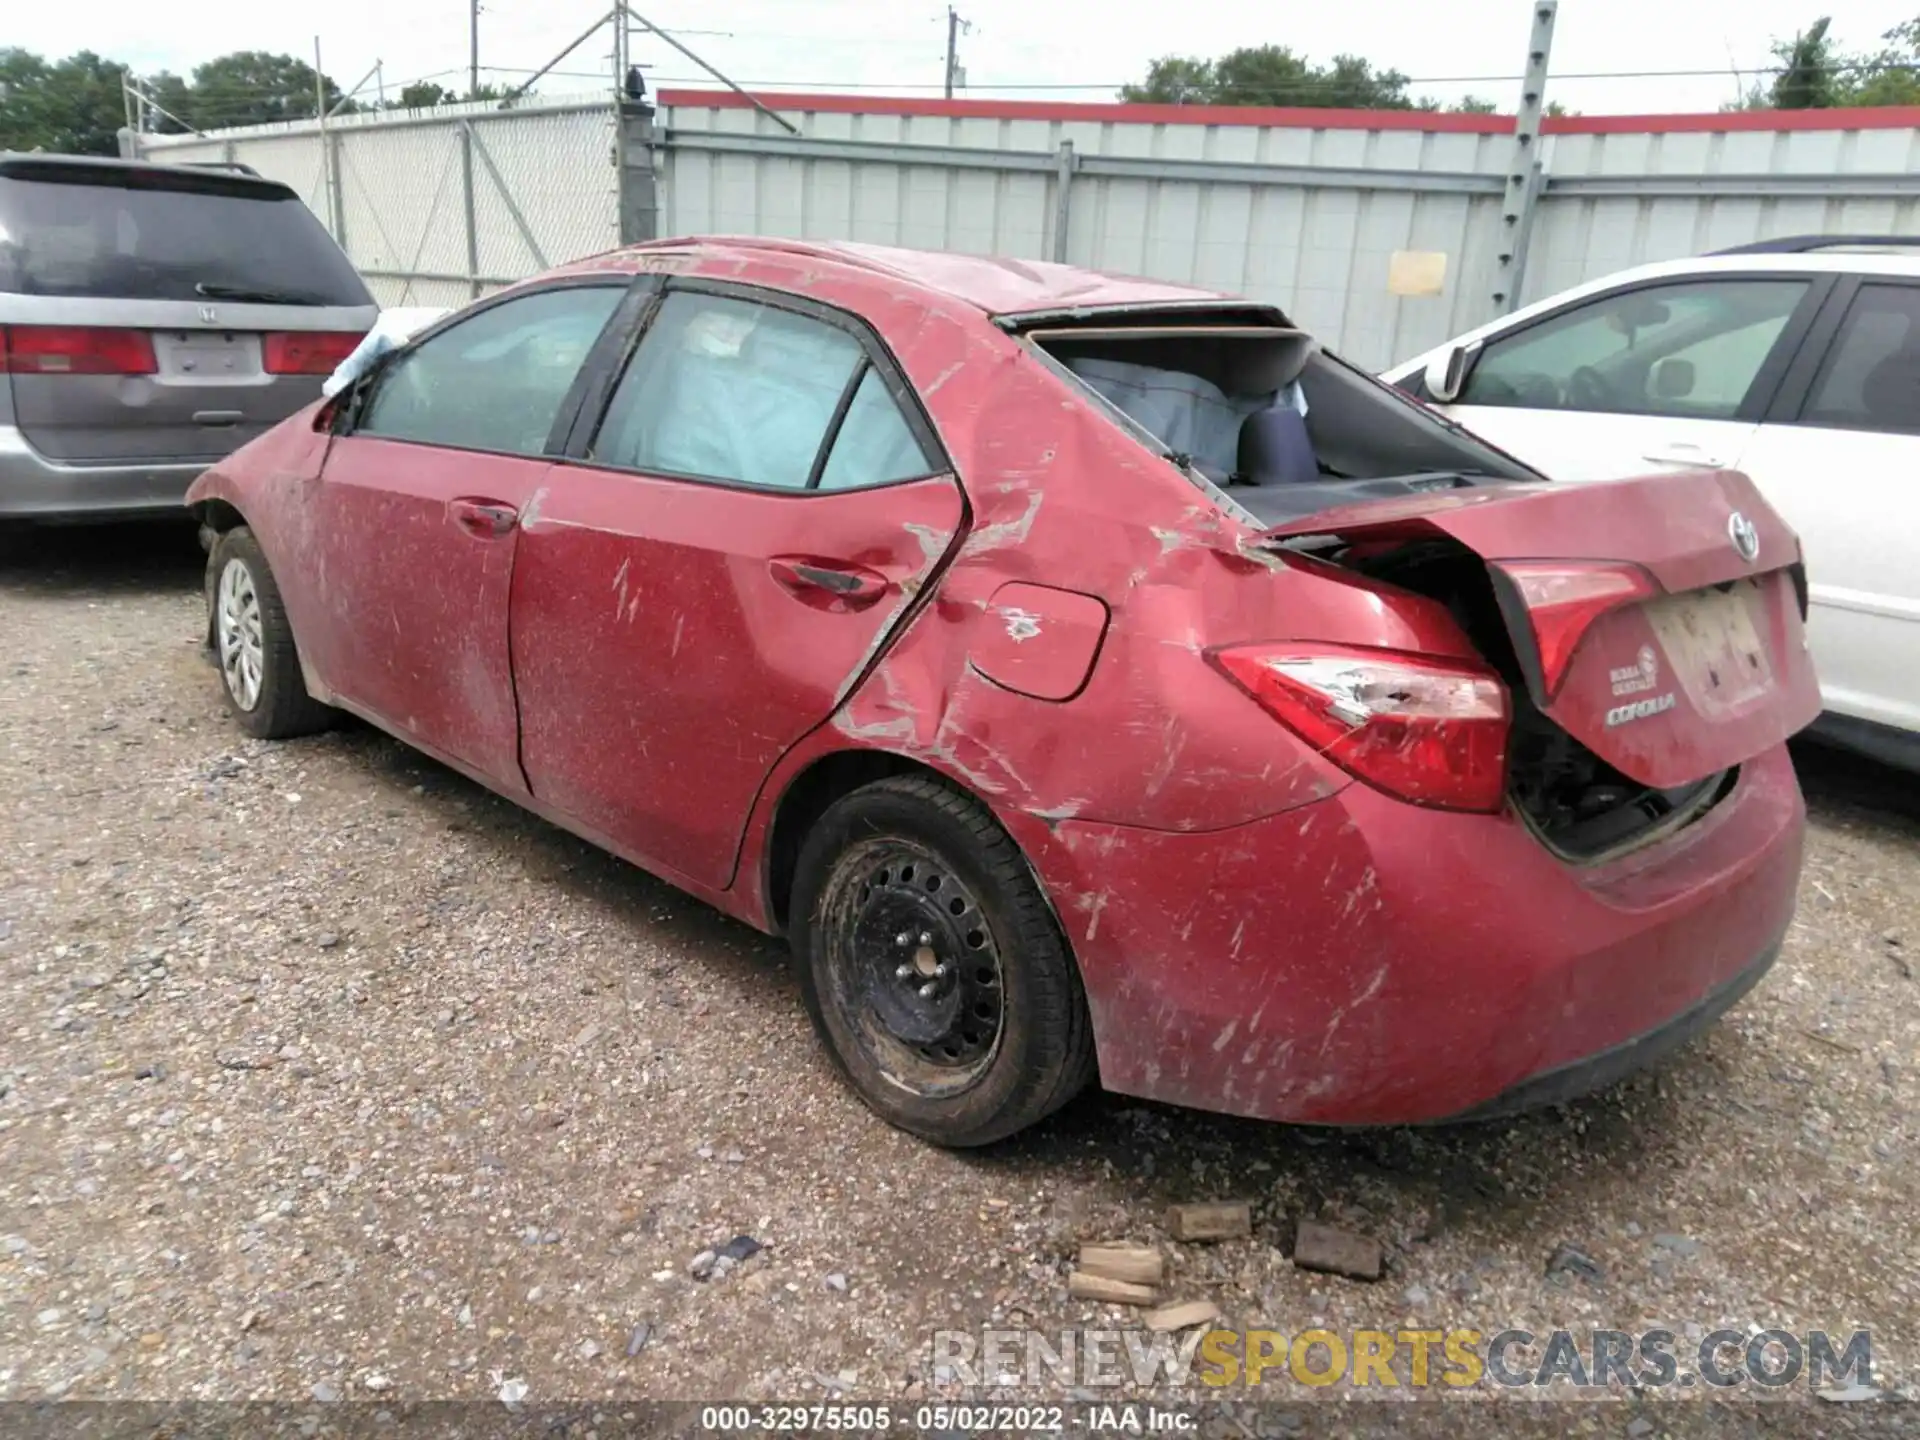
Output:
[
  {"xmin": 0, "ymin": 425, "xmax": 204, "ymax": 521},
  {"xmin": 1441, "ymin": 934, "xmax": 1780, "ymax": 1121},
  {"xmin": 1006, "ymin": 743, "xmax": 1804, "ymax": 1126}
]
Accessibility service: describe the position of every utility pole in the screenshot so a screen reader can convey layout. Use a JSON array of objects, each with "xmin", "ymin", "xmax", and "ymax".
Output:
[
  {"xmin": 944, "ymin": 7, "xmax": 968, "ymax": 99},
  {"xmin": 612, "ymin": 0, "xmax": 628, "ymax": 99},
  {"xmin": 469, "ymin": 0, "xmax": 481, "ymax": 99},
  {"xmin": 1491, "ymin": 0, "xmax": 1557, "ymax": 315}
]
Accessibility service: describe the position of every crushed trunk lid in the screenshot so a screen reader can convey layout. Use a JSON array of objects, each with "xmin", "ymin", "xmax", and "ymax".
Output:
[{"xmin": 1253, "ymin": 468, "xmax": 1821, "ymax": 789}]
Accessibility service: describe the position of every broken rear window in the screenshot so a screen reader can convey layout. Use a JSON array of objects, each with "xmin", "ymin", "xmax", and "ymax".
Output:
[{"xmin": 1027, "ymin": 320, "xmax": 1539, "ymax": 525}]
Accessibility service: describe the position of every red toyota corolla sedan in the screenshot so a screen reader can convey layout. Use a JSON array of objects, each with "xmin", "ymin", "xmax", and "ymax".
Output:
[{"xmin": 186, "ymin": 238, "xmax": 1820, "ymax": 1146}]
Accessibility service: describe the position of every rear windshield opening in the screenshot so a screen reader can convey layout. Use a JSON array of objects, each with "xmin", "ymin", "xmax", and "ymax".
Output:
[
  {"xmin": 0, "ymin": 167, "xmax": 372, "ymax": 306},
  {"xmin": 1029, "ymin": 323, "xmax": 1538, "ymax": 525}
]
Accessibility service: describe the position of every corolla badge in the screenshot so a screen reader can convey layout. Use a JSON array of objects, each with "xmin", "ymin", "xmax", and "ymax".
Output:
[{"xmin": 1728, "ymin": 511, "xmax": 1760, "ymax": 563}]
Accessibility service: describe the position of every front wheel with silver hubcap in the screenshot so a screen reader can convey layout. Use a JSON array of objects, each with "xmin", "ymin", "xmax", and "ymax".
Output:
[
  {"xmin": 207, "ymin": 526, "xmax": 335, "ymax": 741},
  {"xmin": 790, "ymin": 775, "xmax": 1096, "ymax": 1147},
  {"xmin": 216, "ymin": 554, "xmax": 266, "ymax": 713}
]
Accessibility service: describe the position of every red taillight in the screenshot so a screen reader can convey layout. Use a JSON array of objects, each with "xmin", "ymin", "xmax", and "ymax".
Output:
[
  {"xmin": 263, "ymin": 331, "xmax": 366, "ymax": 375},
  {"xmin": 1494, "ymin": 561, "xmax": 1658, "ymax": 699},
  {"xmin": 0, "ymin": 325, "xmax": 157, "ymax": 376},
  {"xmin": 1212, "ymin": 644, "xmax": 1510, "ymax": 812}
]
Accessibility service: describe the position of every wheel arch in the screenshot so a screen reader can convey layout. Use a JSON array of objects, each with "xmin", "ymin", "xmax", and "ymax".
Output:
[
  {"xmin": 193, "ymin": 497, "xmax": 247, "ymax": 534},
  {"xmin": 761, "ymin": 747, "xmax": 1072, "ymax": 952}
]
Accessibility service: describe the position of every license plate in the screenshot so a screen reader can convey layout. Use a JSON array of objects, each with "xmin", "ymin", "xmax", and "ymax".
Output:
[
  {"xmin": 152, "ymin": 331, "xmax": 262, "ymax": 381},
  {"xmin": 1644, "ymin": 580, "xmax": 1774, "ymax": 717}
]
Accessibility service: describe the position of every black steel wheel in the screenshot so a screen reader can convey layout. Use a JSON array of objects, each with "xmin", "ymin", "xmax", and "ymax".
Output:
[{"xmin": 790, "ymin": 775, "xmax": 1096, "ymax": 1146}]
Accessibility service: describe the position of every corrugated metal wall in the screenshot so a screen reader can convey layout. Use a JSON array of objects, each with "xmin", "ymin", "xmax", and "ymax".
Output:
[
  {"xmin": 140, "ymin": 93, "xmax": 1920, "ymax": 370},
  {"xmin": 660, "ymin": 95, "xmax": 1920, "ymax": 369}
]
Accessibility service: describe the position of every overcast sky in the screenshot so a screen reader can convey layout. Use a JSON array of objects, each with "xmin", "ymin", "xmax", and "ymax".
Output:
[{"xmin": 14, "ymin": 0, "xmax": 1918, "ymax": 115}]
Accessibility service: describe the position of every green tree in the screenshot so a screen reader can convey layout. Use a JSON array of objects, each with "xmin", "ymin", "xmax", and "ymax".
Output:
[
  {"xmin": 183, "ymin": 51, "xmax": 347, "ymax": 129},
  {"xmin": 0, "ymin": 49, "xmax": 132, "ymax": 154},
  {"xmin": 390, "ymin": 80, "xmax": 505, "ymax": 110},
  {"xmin": 1849, "ymin": 16, "xmax": 1920, "ymax": 104},
  {"xmin": 1770, "ymin": 16, "xmax": 1845, "ymax": 108},
  {"xmin": 0, "ymin": 48, "xmax": 55, "ymax": 150},
  {"xmin": 1122, "ymin": 44, "xmax": 1417, "ymax": 108},
  {"xmin": 1449, "ymin": 95, "xmax": 1499, "ymax": 113},
  {"xmin": 139, "ymin": 70, "xmax": 197, "ymax": 133},
  {"xmin": 1732, "ymin": 13, "xmax": 1920, "ymax": 109},
  {"xmin": 393, "ymin": 80, "xmax": 454, "ymax": 109}
]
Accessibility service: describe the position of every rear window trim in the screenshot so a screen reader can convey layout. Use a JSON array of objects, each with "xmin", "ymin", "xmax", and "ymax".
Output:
[
  {"xmin": 0, "ymin": 157, "xmax": 299, "ymax": 203},
  {"xmin": 995, "ymin": 300, "xmax": 1294, "ymax": 333}
]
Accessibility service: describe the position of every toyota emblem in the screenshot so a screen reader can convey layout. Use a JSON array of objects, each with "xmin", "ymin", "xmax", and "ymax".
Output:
[{"xmin": 1728, "ymin": 511, "xmax": 1760, "ymax": 564}]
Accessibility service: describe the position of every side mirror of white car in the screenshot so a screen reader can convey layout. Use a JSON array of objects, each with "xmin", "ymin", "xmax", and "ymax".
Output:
[{"xmin": 1422, "ymin": 341, "xmax": 1480, "ymax": 405}]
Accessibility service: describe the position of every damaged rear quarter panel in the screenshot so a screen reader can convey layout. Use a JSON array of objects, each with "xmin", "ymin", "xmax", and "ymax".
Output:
[{"xmin": 824, "ymin": 335, "xmax": 1363, "ymax": 834}]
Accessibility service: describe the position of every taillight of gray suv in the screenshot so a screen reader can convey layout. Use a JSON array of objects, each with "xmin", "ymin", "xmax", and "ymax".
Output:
[{"xmin": 0, "ymin": 154, "xmax": 378, "ymax": 522}]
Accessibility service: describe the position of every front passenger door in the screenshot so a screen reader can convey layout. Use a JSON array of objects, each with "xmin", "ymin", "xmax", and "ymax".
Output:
[
  {"xmin": 308, "ymin": 283, "xmax": 627, "ymax": 788},
  {"xmin": 1437, "ymin": 277, "xmax": 1821, "ymax": 482}
]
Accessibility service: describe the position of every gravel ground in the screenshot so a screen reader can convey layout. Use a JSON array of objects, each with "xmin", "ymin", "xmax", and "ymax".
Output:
[{"xmin": 2, "ymin": 523, "xmax": 1917, "ymax": 1424}]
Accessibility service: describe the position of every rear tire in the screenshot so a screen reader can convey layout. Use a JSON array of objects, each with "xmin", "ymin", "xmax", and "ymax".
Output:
[
  {"xmin": 209, "ymin": 527, "xmax": 334, "ymax": 740},
  {"xmin": 790, "ymin": 775, "xmax": 1097, "ymax": 1147}
]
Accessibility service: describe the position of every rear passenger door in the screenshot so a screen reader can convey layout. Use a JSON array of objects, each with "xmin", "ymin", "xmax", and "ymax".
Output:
[
  {"xmin": 510, "ymin": 281, "xmax": 962, "ymax": 892},
  {"xmin": 1738, "ymin": 278, "xmax": 1920, "ymax": 734}
]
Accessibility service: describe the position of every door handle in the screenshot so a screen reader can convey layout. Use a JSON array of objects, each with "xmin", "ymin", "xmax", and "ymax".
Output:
[
  {"xmin": 769, "ymin": 556, "xmax": 891, "ymax": 609},
  {"xmin": 450, "ymin": 498, "xmax": 519, "ymax": 538},
  {"xmin": 1641, "ymin": 443, "xmax": 1724, "ymax": 468}
]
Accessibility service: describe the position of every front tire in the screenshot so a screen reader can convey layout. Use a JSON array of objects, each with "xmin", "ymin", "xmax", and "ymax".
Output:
[
  {"xmin": 790, "ymin": 775, "xmax": 1096, "ymax": 1147},
  {"xmin": 209, "ymin": 527, "xmax": 334, "ymax": 740}
]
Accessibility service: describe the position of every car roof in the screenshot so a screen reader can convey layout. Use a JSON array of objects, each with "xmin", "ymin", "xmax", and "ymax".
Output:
[
  {"xmin": 557, "ymin": 236, "xmax": 1242, "ymax": 319},
  {"xmin": 1712, "ymin": 234, "xmax": 1920, "ymax": 256}
]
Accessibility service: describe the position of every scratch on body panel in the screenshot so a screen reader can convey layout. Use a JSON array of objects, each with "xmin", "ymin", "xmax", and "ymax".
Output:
[
  {"xmin": 961, "ymin": 492, "xmax": 1043, "ymax": 555},
  {"xmin": 1318, "ymin": 963, "xmax": 1389, "ymax": 1056},
  {"xmin": 1077, "ymin": 889, "xmax": 1109, "ymax": 942},
  {"xmin": 999, "ymin": 607, "xmax": 1042, "ymax": 642}
]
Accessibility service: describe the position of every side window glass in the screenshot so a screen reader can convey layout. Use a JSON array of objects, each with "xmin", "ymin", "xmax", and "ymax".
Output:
[
  {"xmin": 818, "ymin": 368, "xmax": 934, "ymax": 489},
  {"xmin": 1802, "ymin": 284, "xmax": 1920, "ymax": 436},
  {"xmin": 591, "ymin": 291, "xmax": 865, "ymax": 489},
  {"xmin": 1460, "ymin": 280, "xmax": 1808, "ymax": 420},
  {"xmin": 359, "ymin": 286, "xmax": 623, "ymax": 457}
]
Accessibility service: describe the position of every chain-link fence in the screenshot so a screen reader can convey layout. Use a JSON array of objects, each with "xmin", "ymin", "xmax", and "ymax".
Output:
[{"xmin": 138, "ymin": 96, "xmax": 619, "ymax": 308}]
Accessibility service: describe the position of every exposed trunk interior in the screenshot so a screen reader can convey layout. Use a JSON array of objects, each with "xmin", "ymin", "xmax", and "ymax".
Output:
[
  {"xmin": 1027, "ymin": 323, "xmax": 1540, "ymax": 526},
  {"xmin": 1334, "ymin": 537, "xmax": 1734, "ymax": 860}
]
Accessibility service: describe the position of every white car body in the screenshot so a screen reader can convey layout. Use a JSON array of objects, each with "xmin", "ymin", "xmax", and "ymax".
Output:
[{"xmin": 1385, "ymin": 247, "xmax": 1920, "ymax": 766}]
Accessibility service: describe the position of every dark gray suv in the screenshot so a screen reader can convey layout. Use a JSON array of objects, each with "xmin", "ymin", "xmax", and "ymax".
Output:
[{"xmin": 0, "ymin": 154, "xmax": 378, "ymax": 521}]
